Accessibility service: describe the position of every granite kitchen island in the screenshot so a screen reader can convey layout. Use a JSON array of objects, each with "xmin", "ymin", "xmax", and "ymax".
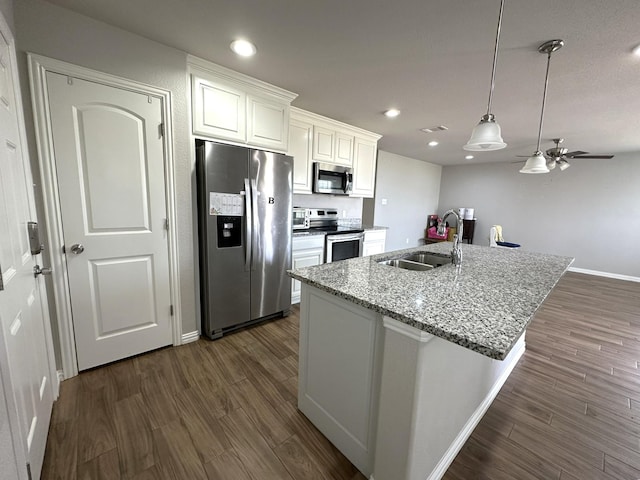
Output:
[{"xmin": 289, "ymin": 242, "xmax": 573, "ymax": 480}]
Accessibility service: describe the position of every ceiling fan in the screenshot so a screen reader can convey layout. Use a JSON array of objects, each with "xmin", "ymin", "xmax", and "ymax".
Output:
[
  {"xmin": 517, "ymin": 138, "xmax": 615, "ymax": 171},
  {"xmin": 544, "ymin": 138, "xmax": 614, "ymax": 171}
]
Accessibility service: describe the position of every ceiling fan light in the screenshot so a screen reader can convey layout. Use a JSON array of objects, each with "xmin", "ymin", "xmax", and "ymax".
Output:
[
  {"xmin": 546, "ymin": 158, "xmax": 557, "ymax": 170},
  {"xmin": 558, "ymin": 161, "xmax": 570, "ymax": 171},
  {"xmin": 463, "ymin": 115, "xmax": 507, "ymax": 151},
  {"xmin": 520, "ymin": 152, "xmax": 549, "ymax": 174}
]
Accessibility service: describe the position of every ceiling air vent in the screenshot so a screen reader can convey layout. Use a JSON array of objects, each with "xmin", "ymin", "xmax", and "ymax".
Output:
[{"xmin": 420, "ymin": 125, "xmax": 449, "ymax": 134}]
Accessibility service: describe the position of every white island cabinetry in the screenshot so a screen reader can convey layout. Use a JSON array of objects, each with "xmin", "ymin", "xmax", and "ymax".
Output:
[{"xmin": 290, "ymin": 244, "xmax": 573, "ymax": 479}]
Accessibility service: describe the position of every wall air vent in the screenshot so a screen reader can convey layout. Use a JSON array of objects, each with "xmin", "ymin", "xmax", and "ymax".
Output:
[{"xmin": 420, "ymin": 125, "xmax": 449, "ymax": 134}]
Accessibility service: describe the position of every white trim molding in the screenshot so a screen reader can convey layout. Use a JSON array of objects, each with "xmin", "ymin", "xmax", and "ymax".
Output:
[
  {"xmin": 181, "ymin": 331, "xmax": 200, "ymax": 344},
  {"xmin": 569, "ymin": 267, "xmax": 640, "ymax": 283},
  {"xmin": 382, "ymin": 316, "xmax": 435, "ymax": 343},
  {"xmin": 27, "ymin": 53, "xmax": 183, "ymax": 378}
]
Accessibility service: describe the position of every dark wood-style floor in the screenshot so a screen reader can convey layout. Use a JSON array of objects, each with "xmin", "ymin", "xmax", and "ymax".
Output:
[{"xmin": 42, "ymin": 272, "xmax": 640, "ymax": 479}]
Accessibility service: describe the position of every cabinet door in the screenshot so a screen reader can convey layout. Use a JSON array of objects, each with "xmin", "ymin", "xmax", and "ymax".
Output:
[
  {"xmin": 192, "ymin": 75, "xmax": 246, "ymax": 142},
  {"xmin": 351, "ymin": 138, "xmax": 377, "ymax": 197},
  {"xmin": 363, "ymin": 241, "xmax": 384, "ymax": 257},
  {"xmin": 247, "ymin": 94, "xmax": 289, "ymax": 151},
  {"xmin": 312, "ymin": 125, "xmax": 335, "ymax": 162},
  {"xmin": 289, "ymin": 118, "xmax": 313, "ymax": 194},
  {"xmin": 334, "ymin": 132, "xmax": 354, "ymax": 166},
  {"xmin": 291, "ymin": 247, "xmax": 324, "ymax": 303}
]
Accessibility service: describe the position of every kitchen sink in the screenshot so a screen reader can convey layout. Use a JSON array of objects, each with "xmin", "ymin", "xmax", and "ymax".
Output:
[
  {"xmin": 378, "ymin": 259, "xmax": 435, "ymax": 271},
  {"xmin": 402, "ymin": 253, "xmax": 452, "ymax": 268},
  {"xmin": 378, "ymin": 252, "xmax": 452, "ymax": 271}
]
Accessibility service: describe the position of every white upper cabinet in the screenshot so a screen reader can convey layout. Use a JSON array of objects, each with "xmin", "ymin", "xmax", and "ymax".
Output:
[
  {"xmin": 312, "ymin": 125, "xmax": 335, "ymax": 162},
  {"xmin": 189, "ymin": 56, "xmax": 297, "ymax": 152},
  {"xmin": 289, "ymin": 107, "xmax": 380, "ymax": 198},
  {"xmin": 335, "ymin": 132, "xmax": 354, "ymax": 166},
  {"xmin": 351, "ymin": 137, "xmax": 378, "ymax": 197},
  {"xmin": 247, "ymin": 94, "xmax": 289, "ymax": 150},
  {"xmin": 192, "ymin": 75, "xmax": 246, "ymax": 142},
  {"xmin": 288, "ymin": 115, "xmax": 314, "ymax": 194}
]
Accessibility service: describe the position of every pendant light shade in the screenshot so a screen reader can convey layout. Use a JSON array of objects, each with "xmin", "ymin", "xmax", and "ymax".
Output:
[
  {"xmin": 464, "ymin": 114, "xmax": 506, "ymax": 151},
  {"xmin": 464, "ymin": 0, "xmax": 507, "ymax": 151},
  {"xmin": 520, "ymin": 152, "xmax": 549, "ymax": 174},
  {"xmin": 519, "ymin": 39, "xmax": 564, "ymax": 175}
]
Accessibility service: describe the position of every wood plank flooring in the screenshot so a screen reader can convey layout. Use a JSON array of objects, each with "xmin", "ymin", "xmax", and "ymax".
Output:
[
  {"xmin": 444, "ymin": 272, "xmax": 640, "ymax": 480},
  {"xmin": 42, "ymin": 311, "xmax": 364, "ymax": 480},
  {"xmin": 42, "ymin": 272, "xmax": 640, "ymax": 479}
]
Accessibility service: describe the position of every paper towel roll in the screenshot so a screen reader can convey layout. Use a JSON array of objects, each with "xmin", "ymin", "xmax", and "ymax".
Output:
[{"xmin": 464, "ymin": 208, "xmax": 474, "ymax": 220}]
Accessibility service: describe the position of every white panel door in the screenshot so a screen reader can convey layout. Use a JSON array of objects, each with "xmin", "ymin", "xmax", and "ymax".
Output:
[
  {"xmin": 0, "ymin": 17, "xmax": 54, "ymax": 480},
  {"xmin": 46, "ymin": 72, "xmax": 172, "ymax": 371}
]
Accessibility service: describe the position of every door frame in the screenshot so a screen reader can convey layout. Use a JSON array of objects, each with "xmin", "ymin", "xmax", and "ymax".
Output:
[{"xmin": 28, "ymin": 53, "xmax": 183, "ymax": 378}]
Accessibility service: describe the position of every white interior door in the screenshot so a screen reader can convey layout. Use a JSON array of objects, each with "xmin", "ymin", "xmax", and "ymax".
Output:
[
  {"xmin": 0, "ymin": 15, "xmax": 54, "ymax": 480},
  {"xmin": 45, "ymin": 72, "xmax": 173, "ymax": 371}
]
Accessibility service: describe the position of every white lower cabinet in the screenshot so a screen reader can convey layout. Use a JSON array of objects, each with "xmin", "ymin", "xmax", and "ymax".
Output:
[
  {"xmin": 291, "ymin": 235, "xmax": 325, "ymax": 303},
  {"xmin": 363, "ymin": 229, "xmax": 386, "ymax": 256}
]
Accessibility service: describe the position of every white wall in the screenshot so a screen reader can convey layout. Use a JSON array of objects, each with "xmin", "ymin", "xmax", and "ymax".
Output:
[
  {"xmin": 14, "ymin": 0, "xmax": 198, "ymax": 340},
  {"xmin": 439, "ymin": 155, "xmax": 640, "ymax": 277},
  {"xmin": 363, "ymin": 151, "xmax": 442, "ymax": 252}
]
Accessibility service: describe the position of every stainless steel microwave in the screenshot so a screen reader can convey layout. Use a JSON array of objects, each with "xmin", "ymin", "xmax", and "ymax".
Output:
[{"xmin": 312, "ymin": 162, "xmax": 353, "ymax": 195}]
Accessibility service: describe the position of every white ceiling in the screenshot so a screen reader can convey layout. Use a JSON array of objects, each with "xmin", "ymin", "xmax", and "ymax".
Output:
[{"xmin": 44, "ymin": 0, "xmax": 640, "ymax": 166}]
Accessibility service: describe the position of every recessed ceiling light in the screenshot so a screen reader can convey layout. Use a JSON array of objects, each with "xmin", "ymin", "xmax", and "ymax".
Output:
[
  {"xmin": 428, "ymin": 141, "xmax": 439, "ymax": 147},
  {"xmin": 465, "ymin": 155, "xmax": 474, "ymax": 160},
  {"xmin": 230, "ymin": 39, "xmax": 257, "ymax": 57},
  {"xmin": 384, "ymin": 109, "xmax": 400, "ymax": 118},
  {"xmin": 633, "ymin": 44, "xmax": 640, "ymax": 57}
]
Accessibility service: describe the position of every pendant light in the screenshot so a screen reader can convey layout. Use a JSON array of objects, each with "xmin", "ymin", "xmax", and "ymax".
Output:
[
  {"xmin": 520, "ymin": 39, "xmax": 564, "ymax": 174},
  {"xmin": 464, "ymin": 0, "xmax": 507, "ymax": 151}
]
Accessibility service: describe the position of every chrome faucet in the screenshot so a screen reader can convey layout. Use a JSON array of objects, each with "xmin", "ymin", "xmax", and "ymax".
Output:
[{"xmin": 437, "ymin": 209, "xmax": 464, "ymax": 266}]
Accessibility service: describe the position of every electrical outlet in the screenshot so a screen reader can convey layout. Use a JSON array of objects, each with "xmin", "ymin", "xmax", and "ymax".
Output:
[
  {"xmin": 342, "ymin": 210, "xmax": 347, "ymax": 218},
  {"xmin": 406, "ymin": 238, "xmax": 409, "ymax": 244},
  {"xmin": 381, "ymin": 198, "xmax": 388, "ymax": 205}
]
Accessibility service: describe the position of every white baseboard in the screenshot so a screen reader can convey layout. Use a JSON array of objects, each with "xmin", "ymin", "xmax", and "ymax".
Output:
[
  {"xmin": 181, "ymin": 330, "xmax": 200, "ymax": 344},
  {"xmin": 426, "ymin": 341, "xmax": 526, "ymax": 480},
  {"xmin": 568, "ymin": 267, "xmax": 640, "ymax": 283},
  {"xmin": 54, "ymin": 370, "xmax": 64, "ymax": 399}
]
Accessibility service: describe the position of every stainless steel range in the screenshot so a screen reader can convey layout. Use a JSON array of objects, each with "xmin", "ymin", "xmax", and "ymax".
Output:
[{"xmin": 301, "ymin": 208, "xmax": 364, "ymax": 262}]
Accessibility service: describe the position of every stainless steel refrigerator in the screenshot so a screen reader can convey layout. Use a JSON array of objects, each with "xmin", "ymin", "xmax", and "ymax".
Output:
[{"xmin": 196, "ymin": 140, "xmax": 293, "ymax": 339}]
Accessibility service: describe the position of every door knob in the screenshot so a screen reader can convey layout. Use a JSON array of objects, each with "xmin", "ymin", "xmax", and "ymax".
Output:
[
  {"xmin": 33, "ymin": 265, "xmax": 52, "ymax": 277},
  {"xmin": 70, "ymin": 243, "xmax": 85, "ymax": 254}
]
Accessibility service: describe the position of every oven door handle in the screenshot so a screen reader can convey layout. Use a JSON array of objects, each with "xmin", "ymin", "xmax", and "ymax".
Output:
[{"xmin": 327, "ymin": 233, "xmax": 364, "ymax": 242}]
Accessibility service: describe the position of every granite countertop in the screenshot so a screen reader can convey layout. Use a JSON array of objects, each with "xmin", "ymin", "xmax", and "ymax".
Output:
[{"xmin": 288, "ymin": 243, "xmax": 574, "ymax": 360}]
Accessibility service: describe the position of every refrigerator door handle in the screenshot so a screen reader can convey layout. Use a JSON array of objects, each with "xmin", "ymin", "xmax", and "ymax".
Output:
[
  {"xmin": 250, "ymin": 179, "xmax": 259, "ymax": 271},
  {"xmin": 244, "ymin": 178, "xmax": 252, "ymax": 271}
]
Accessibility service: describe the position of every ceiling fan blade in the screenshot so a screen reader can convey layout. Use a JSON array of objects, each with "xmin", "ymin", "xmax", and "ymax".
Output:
[
  {"xmin": 570, "ymin": 154, "xmax": 614, "ymax": 159},
  {"xmin": 563, "ymin": 150, "xmax": 591, "ymax": 157}
]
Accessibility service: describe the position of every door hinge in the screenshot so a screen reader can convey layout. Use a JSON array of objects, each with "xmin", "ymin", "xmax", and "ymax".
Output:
[
  {"xmin": 26, "ymin": 462, "xmax": 32, "ymax": 480},
  {"xmin": 0, "ymin": 262, "xmax": 4, "ymax": 291},
  {"xmin": 159, "ymin": 123, "xmax": 165, "ymax": 137},
  {"xmin": 62, "ymin": 245, "xmax": 66, "ymax": 254},
  {"xmin": 164, "ymin": 218, "xmax": 169, "ymax": 231},
  {"xmin": 170, "ymin": 305, "xmax": 174, "ymax": 316}
]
